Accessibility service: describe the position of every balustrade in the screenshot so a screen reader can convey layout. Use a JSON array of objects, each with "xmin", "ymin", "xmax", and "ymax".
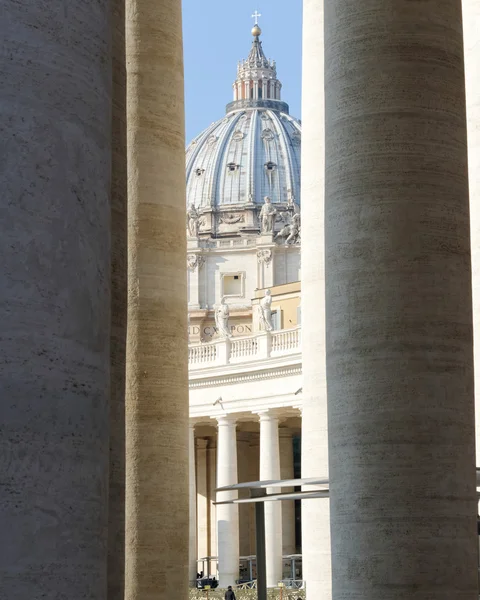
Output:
[{"xmin": 188, "ymin": 326, "xmax": 301, "ymax": 369}]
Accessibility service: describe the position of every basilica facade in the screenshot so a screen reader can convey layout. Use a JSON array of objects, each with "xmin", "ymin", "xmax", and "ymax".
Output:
[{"xmin": 186, "ymin": 24, "xmax": 306, "ymax": 589}]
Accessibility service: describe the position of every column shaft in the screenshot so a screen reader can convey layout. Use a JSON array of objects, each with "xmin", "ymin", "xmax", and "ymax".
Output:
[
  {"xmin": 249, "ymin": 436, "xmax": 260, "ymax": 555},
  {"xmin": 325, "ymin": 1, "xmax": 477, "ymax": 599},
  {"xmin": 279, "ymin": 429, "xmax": 296, "ymax": 556},
  {"xmin": 189, "ymin": 424, "xmax": 198, "ymax": 583},
  {"xmin": 208, "ymin": 440, "xmax": 218, "ymax": 571},
  {"xmin": 197, "ymin": 439, "xmax": 209, "ymax": 562},
  {"xmin": 238, "ymin": 433, "xmax": 252, "ymax": 558},
  {"xmin": 216, "ymin": 416, "xmax": 240, "ymax": 587},
  {"xmin": 259, "ymin": 412, "xmax": 283, "ymax": 588},
  {"xmin": 464, "ymin": 0, "xmax": 480, "ymax": 470},
  {"xmin": 108, "ymin": 0, "xmax": 128, "ymax": 598},
  {"xmin": 300, "ymin": 1, "xmax": 331, "ymax": 598},
  {"xmin": 0, "ymin": 2, "xmax": 112, "ymax": 598},
  {"xmin": 124, "ymin": 0, "xmax": 189, "ymax": 598}
]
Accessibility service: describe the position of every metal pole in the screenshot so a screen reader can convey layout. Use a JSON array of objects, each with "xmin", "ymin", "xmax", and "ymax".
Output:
[{"xmin": 254, "ymin": 496, "xmax": 267, "ymax": 600}]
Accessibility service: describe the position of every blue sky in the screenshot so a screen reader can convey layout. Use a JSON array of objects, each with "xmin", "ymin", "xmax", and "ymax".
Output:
[{"xmin": 182, "ymin": 0, "xmax": 303, "ymax": 143}]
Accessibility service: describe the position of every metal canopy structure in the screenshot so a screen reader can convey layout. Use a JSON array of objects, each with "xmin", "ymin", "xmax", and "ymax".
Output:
[
  {"xmin": 214, "ymin": 477, "xmax": 329, "ymax": 600},
  {"xmin": 216, "ymin": 474, "xmax": 480, "ymax": 600}
]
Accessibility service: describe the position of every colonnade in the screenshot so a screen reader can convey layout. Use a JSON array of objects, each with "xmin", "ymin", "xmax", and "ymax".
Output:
[
  {"xmin": 2, "ymin": 1, "xmax": 480, "ymax": 599},
  {"xmin": 191, "ymin": 413, "xmax": 299, "ymax": 588},
  {"xmin": 1, "ymin": 0, "xmax": 188, "ymax": 599}
]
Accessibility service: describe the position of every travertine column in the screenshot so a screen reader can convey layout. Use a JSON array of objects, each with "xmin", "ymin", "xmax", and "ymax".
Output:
[
  {"xmin": 324, "ymin": 1, "xmax": 477, "ymax": 599},
  {"xmin": 109, "ymin": 0, "xmax": 128, "ymax": 598},
  {"xmin": 300, "ymin": 1, "xmax": 331, "ymax": 598},
  {"xmin": 258, "ymin": 411, "xmax": 283, "ymax": 588},
  {"xmin": 208, "ymin": 440, "xmax": 218, "ymax": 567},
  {"xmin": 189, "ymin": 424, "xmax": 198, "ymax": 583},
  {"xmin": 238, "ymin": 432, "xmax": 252, "ymax": 558},
  {"xmin": 125, "ymin": 0, "xmax": 188, "ymax": 598},
  {"xmin": 279, "ymin": 429, "xmax": 296, "ymax": 556},
  {"xmin": 249, "ymin": 435, "xmax": 260, "ymax": 555},
  {"xmin": 463, "ymin": 0, "xmax": 480, "ymax": 471},
  {"xmin": 196, "ymin": 439, "xmax": 209, "ymax": 561},
  {"xmin": 216, "ymin": 416, "xmax": 240, "ymax": 587},
  {"xmin": 0, "ymin": 2, "xmax": 111, "ymax": 599}
]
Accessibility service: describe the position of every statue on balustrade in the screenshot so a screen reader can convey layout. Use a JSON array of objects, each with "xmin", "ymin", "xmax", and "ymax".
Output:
[
  {"xmin": 187, "ymin": 203, "xmax": 200, "ymax": 238},
  {"xmin": 259, "ymin": 289, "xmax": 273, "ymax": 331},
  {"xmin": 260, "ymin": 196, "xmax": 276, "ymax": 233},
  {"xmin": 215, "ymin": 297, "xmax": 232, "ymax": 338},
  {"xmin": 275, "ymin": 212, "xmax": 300, "ymax": 245}
]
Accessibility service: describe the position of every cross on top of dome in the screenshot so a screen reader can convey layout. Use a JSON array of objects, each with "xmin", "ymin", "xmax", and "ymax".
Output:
[{"xmin": 251, "ymin": 10, "xmax": 262, "ymax": 24}]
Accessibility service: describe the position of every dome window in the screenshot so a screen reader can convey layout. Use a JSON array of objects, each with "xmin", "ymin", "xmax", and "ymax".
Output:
[
  {"xmin": 265, "ymin": 161, "xmax": 276, "ymax": 172},
  {"xmin": 227, "ymin": 162, "xmax": 239, "ymax": 173}
]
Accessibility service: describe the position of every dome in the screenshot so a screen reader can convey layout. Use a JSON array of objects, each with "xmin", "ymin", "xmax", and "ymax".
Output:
[{"xmin": 186, "ymin": 108, "xmax": 301, "ymax": 209}]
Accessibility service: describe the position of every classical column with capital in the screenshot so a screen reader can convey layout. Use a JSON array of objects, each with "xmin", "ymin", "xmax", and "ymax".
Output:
[
  {"xmin": 258, "ymin": 411, "xmax": 283, "ymax": 588},
  {"xmin": 323, "ymin": 0, "xmax": 477, "ymax": 598},
  {"xmin": 216, "ymin": 415, "xmax": 240, "ymax": 587},
  {"xmin": 124, "ymin": 0, "xmax": 189, "ymax": 598}
]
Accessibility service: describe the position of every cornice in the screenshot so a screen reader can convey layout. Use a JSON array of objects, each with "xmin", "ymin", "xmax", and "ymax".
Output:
[{"xmin": 189, "ymin": 363, "xmax": 302, "ymax": 389}]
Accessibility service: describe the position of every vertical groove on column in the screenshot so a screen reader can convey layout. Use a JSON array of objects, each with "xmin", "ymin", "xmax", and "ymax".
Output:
[
  {"xmin": 108, "ymin": 0, "xmax": 127, "ymax": 598},
  {"xmin": 124, "ymin": 0, "xmax": 188, "ymax": 597},
  {"xmin": 300, "ymin": 0, "xmax": 331, "ymax": 598},
  {"xmin": 0, "ymin": 1, "xmax": 112, "ymax": 598},
  {"xmin": 325, "ymin": 1, "xmax": 477, "ymax": 599}
]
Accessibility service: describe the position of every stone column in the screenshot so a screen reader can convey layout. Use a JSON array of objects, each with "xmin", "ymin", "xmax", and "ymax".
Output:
[
  {"xmin": 249, "ymin": 434, "xmax": 260, "ymax": 555},
  {"xmin": 207, "ymin": 437, "xmax": 218, "ymax": 575},
  {"xmin": 300, "ymin": 1, "xmax": 331, "ymax": 598},
  {"xmin": 189, "ymin": 424, "xmax": 198, "ymax": 584},
  {"xmin": 0, "ymin": 2, "xmax": 111, "ymax": 599},
  {"xmin": 279, "ymin": 429, "xmax": 296, "ymax": 556},
  {"xmin": 324, "ymin": 1, "xmax": 477, "ymax": 599},
  {"xmin": 197, "ymin": 439, "xmax": 209, "ymax": 561},
  {"xmin": 208, "ymin": 439, "xmax": 218, "ymax": 572},
  {"xmin": 109, "ymin": 3, "xmax": 128, "ymax": 598},
  {"xmin": 463, "ymin": 0, "xmax": 480, "ymax": 472},
  {"xmin": 258, "ymin": 411, "xmax": 283, "ymax": 588},
  {"xmin": 238, "ymin": 432, "xmax": 252, "ymax": 558},
  {"xmin": 216, "ymin": 416, "xmax": 240, "ymax": 587},
  {"xmin": 124, "ymin": 0, "xmax": 188, "ymax": 598}
]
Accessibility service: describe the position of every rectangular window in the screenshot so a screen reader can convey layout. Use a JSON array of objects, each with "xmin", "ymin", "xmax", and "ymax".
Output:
[{"xmin": 221, "ymin": 272, "xmax": 245, "ymax": 298}]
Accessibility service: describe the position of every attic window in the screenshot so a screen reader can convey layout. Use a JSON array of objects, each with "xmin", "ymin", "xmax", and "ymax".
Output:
[
  {"xmin": 227, "ymin": 162, "xmax": 239, "ymax": 172},
  {"xmin": 265, "ymin": 161, "xmax": 276, "ymax": 171},
  {"xmin": 195, "ymin": 168, "xmax": 205, "ymax": 176}
]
